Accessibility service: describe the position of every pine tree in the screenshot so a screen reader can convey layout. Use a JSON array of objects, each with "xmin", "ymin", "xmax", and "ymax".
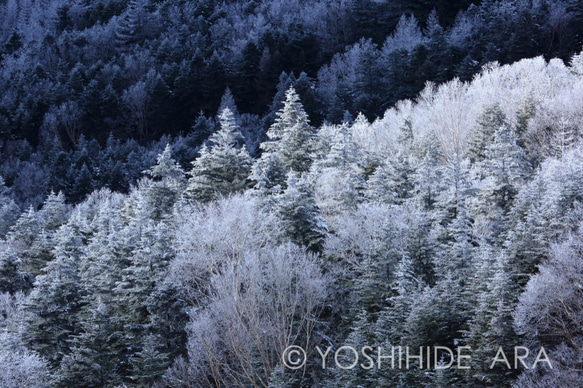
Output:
[
  {"xmin": 411, "ymin": 136, "xmax": 443, "ymax": 211},
  {"xmin": 187, "ymin": 108, "xmax": 251, "ymax": 202},
  {"xmin": 376, "ymin": 255, "xmax": 420, "ymax": 346},
  {"xmin": 403, "ymin": 207, "xmax": 436, "ymax": 286},
  {"xmin": 218, "ymin": 87, "xmax": 239, "ymax": 120},
  {"xmin": 6, "ymin": 206, "xmax": 52, "ymax": 278},
  {"xmin": 115, "ymin": 0, "xmax": 146, "ymax": 51},
  {"xmin": 332, "ymin": 310, "xmax": 378, "ymax": 387},
  {"xmin": 129, "ymin": 334, "xmax": 171, "ymax": 386},
  {"xmin": 112, "ymin": 219, "xmax": 175, "ymax": 384},
  {"xmin": 252, "ymin": 87, "xmax": 317, "ymax": 201},
  {"xmin": 0, "ymin": 248, "xmax": 32, "ymax": 294},
  {"xmin": 313, "ymin": 124, "xmax": 365, "ymax": 213}
]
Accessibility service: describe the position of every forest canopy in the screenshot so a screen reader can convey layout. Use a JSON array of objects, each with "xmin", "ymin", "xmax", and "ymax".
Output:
[{"xmin": 1, "ymin": 0, "xmax": 583, "ymax": 387}]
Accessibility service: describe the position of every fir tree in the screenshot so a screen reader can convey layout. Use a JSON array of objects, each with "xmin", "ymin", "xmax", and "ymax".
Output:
[
  {"xmin": 143, "ymin": 144, "xmax": 186, "ymax": 220},
  {"xmin": 38, "ymin": 191, "xmax": 68, "ymax": 232},
  {"xmin": 56, "ymin": 299, "xmax": 122, "ymax": 387},
  {"xmin": 0, "ymin": 176, "xmax": 20, "ymax": 238},
  {"xmin": 187, "ymin": 108, "xmax": 251, "ymax": 202},
  {"xmin": 467, "ymin": 104, "xmax": 507, "ymax": 164},
  {"xmin": 274, "ymin": 172, "xmax": 326, "ymax": 253},
  {"xmin": 257, "ymin": 87, "xmax": 316, "ymax": 182},
  {"xmin": 22, "ymin": 224, "xmax": 87, "ymax": 367}
]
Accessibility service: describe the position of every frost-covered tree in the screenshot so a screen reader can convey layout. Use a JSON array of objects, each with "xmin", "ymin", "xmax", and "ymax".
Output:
[
  {"xmin": 274, "ymin": 172, "xmax": 326, "ymax": 253},
  {"xmin": 253, "ymin": 87, "xmax": 316, "ymax": 192},
  {"xmin": 465, "ymin": 253, "xmax": 521, "ymax": 386},
  {"xmin": 0, "ymin": 248, "xmax": 31, "ymax": 295},
  {"xmin": 513, "ymin": 230, "xmax": 583, "ymax": 386},
  {"xmin": 187, "ymin": 107, "xmax": 251, "ymax": 202},
  {"xmin": 313, "ymin": 124, "xmax": 365, "ymax": 213},
  {"xmin": 467, "ymin": 104, "xmax": 507, "ymax": 164},
  {"xmin": 170, "ymin": 243, "xmax": 327, "ymax": 388},
  {"xmin": 38, "ymin": 190, "xmax": 68, "ymax": 232},
  {"xmin": 143, "ymin": 143, "xmax": 185, "ymax": 220},
  {"xmin": 56, "ymin": 299, "xmax": 122, "ymax": 387},
  {"xmin": 22, "ymin": 224, "xmax": 87, "ymax": 368},
  {"xmin": 0, "ymin": 176, "xmax": 20, "ymax": 238}
]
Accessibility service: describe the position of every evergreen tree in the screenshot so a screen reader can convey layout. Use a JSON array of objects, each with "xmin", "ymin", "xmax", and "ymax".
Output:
[
  {"xmin": 403, "ymin": 207, "xmax": 436, "ymax": 286},
  {"xmin": 129, "ymin": 334, "xmax": 171, "ymax": 386},
  {"xmin": 467, "ymin": 104, "xmax": 507, "ymax": 164},
  {"xmin": 6, "ymin": 206, "xmax": 53, "ymax": 279},
  {"xmin": 313, "ymin": 124, "xmax": 365, "ymax": 213},
  {"xmin": 115, "ymin": 0, "xmax": 147, "ymax": 51},
  {"xmin": 112, "ymin": 218, "xmax": 175, "ymax": 384},
  {"xmin": 411, "ymin": 135, "xmax": 443, "ymax": 211},
  {"xmin": 187, "ymin": 108, "xmax": 251, "ymax": 202},
  {"xmin": 475, "ymin": 123, "xmax": 531, "ymax": 243},
  {"xmin": 219, "ymin": 87, "xmax": 239, "ymax": 120},
  {"xmin": 56, "ymin": 299, "xmax": 122, "ymax": 387},
  {"xmin": 0, "ymin": 176, "xmax": 20, "ymax": 238},
  {"xmin": 274, "ymin": 172, "xmax": 326, "ymax": 253},
  {"xmin": 143, "ymin": 144, "xmax": 186, "ymax": 220},
  {"xmin": 376, "ymin": 254, "xmax": 420, "ymax": 346},
  {"xmin": 263, "ymin": 87, "xmax": 316, "ymax": 173},
  {"xmin": 332, "ymin": 310, "xmax": 378, "ymax": 387},
  {"xmin": 465, "ymin": 254, "xmax": 521, "ymax": 386},
  {"xmin": 38, "ymin": 190, "xmax": 68, "ymax": 232},
  {"xmin": 0, "ymin": 248, "xmax": 32, "ymax": 294},
  {"xmin": 253, "ymin": 87, "xmax": 316, "ymax": 196},
  {"xmin": 22, "ymin": 224, "xmax": 87, "ymax": 367}
]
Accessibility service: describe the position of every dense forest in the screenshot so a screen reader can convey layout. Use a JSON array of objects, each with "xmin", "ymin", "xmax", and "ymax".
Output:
[{"xmin": 1, "ymin": 0, "xmax": 583, "ymax": 387}]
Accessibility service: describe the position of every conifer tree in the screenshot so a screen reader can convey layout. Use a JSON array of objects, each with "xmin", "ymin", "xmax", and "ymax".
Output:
[
  {"xmin": 313, "ymin": 124, "xmax": 365, "ymax": 213},
  {"xmin": 38, "ymin": 190, "xmax": 68, "ymax": 232},
  {"xmin": 253, "ymin": 87, "xmax": 316, "ymax": 193},
  {"xmin": 6, "ymin": 206, "xmax": 52, "ymax": 278},
  {"xmin": 467, "ymin": 104, "xmax": 507, "ymax": 164},
  {"xmin": 475, "ymin": 124, "xmax": 531, "ymax": 243},
  {"xmin": 56, "ymin": 299, "xmax": 122, "ymax": 387},
  {"xmin": 22, "ymin": 224, "xmax": 87, "ymax": 368},
  {"xmin": 403, "ymin": 207, "xmax": 436, "ymax": 286},
  {"xmin": 367, "ymin": 152, "xmax": 414, "ymax": 205},
  {"xmin": 465, "ymin": 254, "xmax": 521, "ymax": 386},
  {"xmin": 0, "ymin": 176, "xmax": 19, "ymax": 238},
  {"xmin": 187, "ymin": 108, "xmax": 251, "ymax": 202},
  {"xmin": 274, "ymin": 172, "xmax": 326, "ymax": 253},
  {"xmin": 375, "ymin": 255, "xmax": 420, "ymax": 346},
  {"xmin": 143, "ymin": 144, "xmax": 185, "ymax": 219},
  {"xmin": 0, "ymin": 248, "xmax": 32, "ymax": 294}
]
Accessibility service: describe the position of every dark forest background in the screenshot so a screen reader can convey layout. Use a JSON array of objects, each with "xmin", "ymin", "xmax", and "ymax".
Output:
[{"xmin": 1, "ymin": 0, "xmax": 582, "ymax": 206}]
